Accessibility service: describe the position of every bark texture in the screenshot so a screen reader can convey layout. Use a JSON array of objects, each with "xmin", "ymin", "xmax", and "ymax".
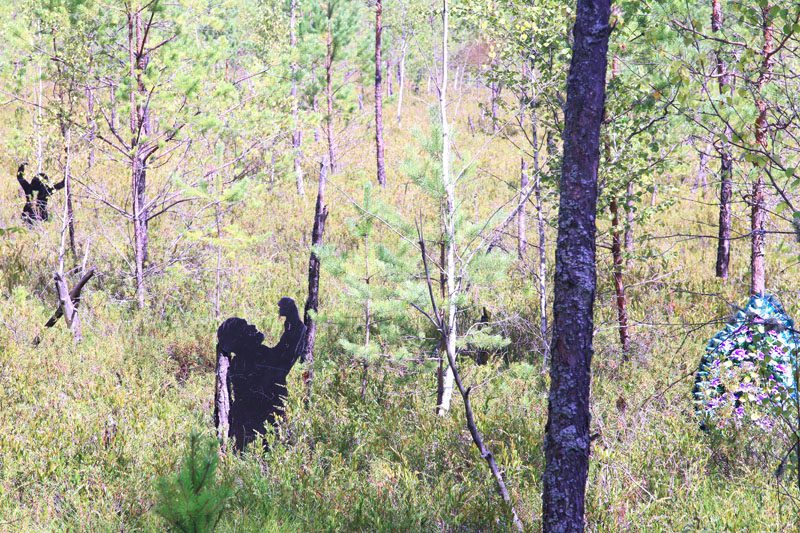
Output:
[
  {"xmin": 542, "ymin": 0, "xmax": 611, "ymax": 530},
  {"xmin": 303, "ymin": 158, "xmax": 330, "ymax": 393},
  {"xmin": 214, "ymin": 348, "xmax": 231, "ymax": 453},
  {"xmin": 437, "ymin": 0, "xmax": 455, "ymax": 416}
]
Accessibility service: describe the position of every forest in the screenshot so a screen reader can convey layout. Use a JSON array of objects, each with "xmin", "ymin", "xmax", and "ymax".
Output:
[{"xmin": 1, "ymin": 0, "xmax": 800, "ymax": 530}]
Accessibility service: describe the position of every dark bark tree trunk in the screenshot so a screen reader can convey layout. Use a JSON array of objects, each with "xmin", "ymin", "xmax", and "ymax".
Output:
[
  {"xmin": 374, "ymin": 0, "xmax": 387, "ymax": 187},
  {"xmin": 542, "ymin": 0, "xmax": 611, "ymax": 530},
  {"xmin": 290, "ymin": 0, "xmax": 305, "ymax": 196},
  {"xmin": 303, "ymin": 157, "xmax": 330, "ymax": 395},
  {"xmin": 610, "ymin": 197, "xmax": 630, "ymax": 355},
  {"xmin": 712, "ymin": 0, "xmax": 733, "ymax": 279}
]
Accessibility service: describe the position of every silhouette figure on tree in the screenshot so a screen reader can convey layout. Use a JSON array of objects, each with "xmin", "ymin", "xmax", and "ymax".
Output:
[
  {"xmin": 216, "ymin": 297, "xmax": 306, "ymax": 450},
  {"xmin": 16, "ymin": 163, "xmax": 64, "ymax": 224}
]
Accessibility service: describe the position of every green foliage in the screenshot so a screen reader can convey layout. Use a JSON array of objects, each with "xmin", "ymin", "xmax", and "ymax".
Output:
[
  {"xmin": 3, "ymin": 0, "xmax": 800, "ymax": 530},
  {"xmin": 155, "ymin": 432, "xmax": 232, "ymax": 533}
]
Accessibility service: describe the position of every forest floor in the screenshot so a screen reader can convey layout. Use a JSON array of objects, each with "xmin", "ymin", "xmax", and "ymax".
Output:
[{"xmin": 1, "ymin": 89, "xmax": 799, "ymax": 531}]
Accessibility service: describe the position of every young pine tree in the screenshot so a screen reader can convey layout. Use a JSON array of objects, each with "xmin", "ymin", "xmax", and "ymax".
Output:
[{"xmin": 155, "ymin": 432, "xmax": 232, "ymax": 533}]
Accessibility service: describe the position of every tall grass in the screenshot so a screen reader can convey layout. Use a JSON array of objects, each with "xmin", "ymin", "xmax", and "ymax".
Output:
[{"xmin": 1, "ymin": 89, "xmax": 799, "ymax": 531}]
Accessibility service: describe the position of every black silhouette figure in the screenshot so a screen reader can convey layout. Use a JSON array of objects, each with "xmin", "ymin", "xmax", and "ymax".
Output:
[
  {"xmin": 216, "ymin": 297, "xmax": 307, "ymax": 450},
  {"xmin": 16, "ymin": 163, "xmax": 64, "ymax": 224}
]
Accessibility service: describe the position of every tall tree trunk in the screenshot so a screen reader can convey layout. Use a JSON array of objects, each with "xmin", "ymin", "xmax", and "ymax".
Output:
[
  {"xmin": 109, "ymin": 81, "xmax": 118, "ymax": 132},
  {"xmin": 304, "ymin": 158, "xmax": 330, "ymax": 396},
  {"xmin": 751, "ymin": 5, "xmax": 773, "ymax": 296},
  {"xmin": 518, "ymin": 158, "xmax": 528, "ymax": 259},
  {"xmin": 213, "ymin": 171, "xmax": 223, "ymax": 320},
  {"xmin": 610, "ymin": 198, "xmax": 630, "ymax": 354},
  {"xmin": 35, "ymin": 42, "xmax": 43, "ymax": 176},
  {"xmin": 490, "ymin": 73, "xmax": 500, "ymax": 134},
  {"xmin": 54, "ymin": 59, "xmax": 76, "ymax": 258},
  {"xmin": 396, "ymin": 27, "xmax": 408, "ymax": 125},
  {"xmin": 86, "ymin": 64, "xmax": 97, "ymax": 169},
  {"xmin": 312, "ymin": 88, "xmax": 321, "ymax": 143},
  {"xmin": 529, "ymin": 63, "xmax": 548, "ymax": 363},
  {"xmin": 542, "ymin": 0, "xmax": 610, "ymax": 530},
  {"xmin": 58, "ymin": 127, "xmax": 74, "ymax": 272},
  {"xmin": 374, "ymin": 0, "xmax": 387, "ymax": 187},
  {"xmin": 535, "ymin": 165, "xmax": 548, "ymax": 366},
  {"xmin": 325, "ymin": 10, "xmax": 337, "ymax": 174},
  {"xmin": 751, "ymin": 174, "xmax": 766, "ymax": 294},
  {"xmin": 532, "ymin": 113, "xmax": 548, "ymax": 365},
  {"xmin": 129, "ymin": 8, "xmax": 151, "ymax": 309},
  {"xmin": 607, "ymin": 53, "xmax": 629, "ymax": 356},
  {"xmin": 62, "ymin": 126, "xmax": 76, "ymax": 258},
  {"xmin": 624, "ymin": 181, "xmax": 634, "ymax": 255},
  {"xmin": 387, "ymin": 59, "xmax": 394, "ymax": 97},
  {"xmin": 694, "ymin": 148, "xmax": 709, "ymax": 191},
  {"xmin": 290, "ymin": 0, "xmax": 305, "ymax": 196},
  {"xmin": 712, "ymin": 0, "xmax": 733, "ymax": 279},
  {"xmin": 437, "ymin": 0, "xmax": 456, "ymax": 417}
]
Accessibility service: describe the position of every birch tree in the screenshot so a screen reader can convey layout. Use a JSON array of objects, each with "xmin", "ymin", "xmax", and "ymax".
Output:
[{"xmin": 437, "ymin": 0, "xmax": 456, "ymax": 416}]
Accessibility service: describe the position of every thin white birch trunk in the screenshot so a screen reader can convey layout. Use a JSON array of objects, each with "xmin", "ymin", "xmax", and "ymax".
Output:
[{"xmin": 437, "ymin": 0, "xmax": 455, "ymax": 417}]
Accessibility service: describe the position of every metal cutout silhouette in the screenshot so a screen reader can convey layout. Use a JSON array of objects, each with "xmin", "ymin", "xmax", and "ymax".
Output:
[
  {"xmin": 16, "ymin": 163, "xmax": 64, "ymax": 224},
  {"xmin": 216, "ymin": 297, "xmax": 306, "ymax": 450}
]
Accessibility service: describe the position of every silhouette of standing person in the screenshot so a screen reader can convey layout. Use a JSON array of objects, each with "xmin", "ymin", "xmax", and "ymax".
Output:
[
  {"xmin": 216, "ymin": 297, "xmax": 307, "ymax": 450},
  {"xmin": 16, "ymin": 162, "xmax": 64, "ymax": 224}
]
